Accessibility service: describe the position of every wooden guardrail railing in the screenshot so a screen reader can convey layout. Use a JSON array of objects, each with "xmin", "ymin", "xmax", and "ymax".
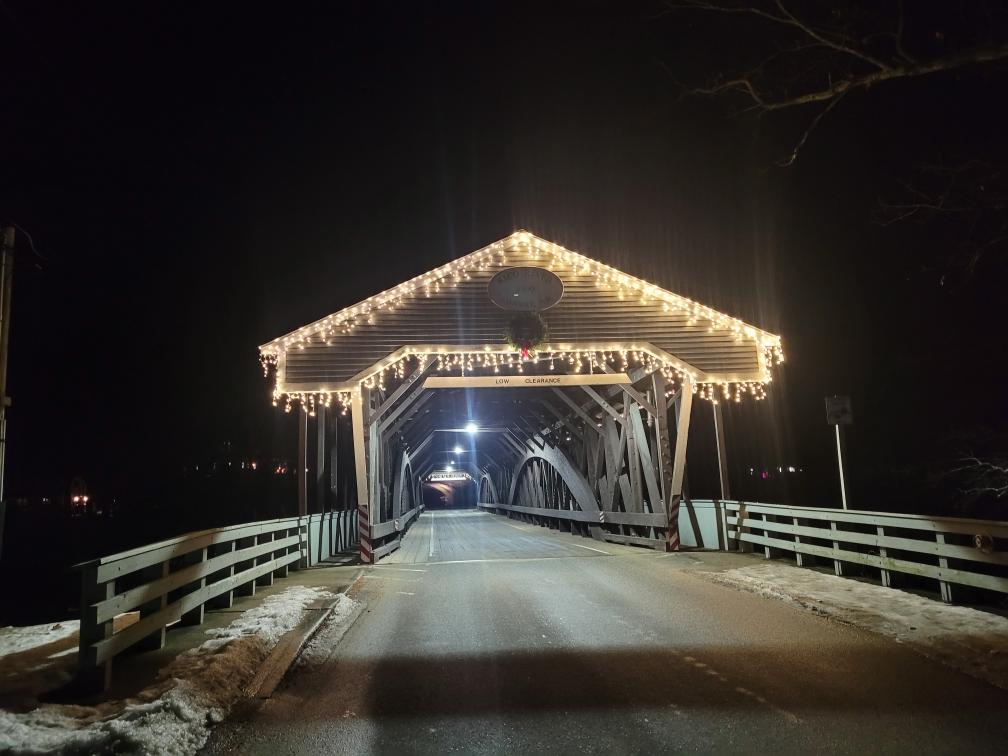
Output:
[
  {"xmin": 722, "ymin": 501, "xmax": 1008, "ymax": 601},
  {"xmin": 73, "ymin": 516, "xmax": 307, "ymax": 691},
  {"xmin": 370, "ymin": 504, "xmax": 423, "ymax": 560}
]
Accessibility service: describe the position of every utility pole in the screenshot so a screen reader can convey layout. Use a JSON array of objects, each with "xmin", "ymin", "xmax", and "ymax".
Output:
[{"xmin": 0, "ymin": 227, "xmax": 15, "ymax": 559}]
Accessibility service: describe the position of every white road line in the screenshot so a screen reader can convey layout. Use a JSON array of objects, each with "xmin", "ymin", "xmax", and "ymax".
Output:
[
  {"xmin": 502, "ymin": 521, "xmax": 535, "ymax": 532},
  {"xmin": 362, "ymin": 575, "xmax": 421, "ymax": 582},
  {"xmin": 373, "ymin": 566, "xmax": 427, "ymax": 573},
  {"xmin": 501, "ymin": 519, "xmax": 610, "ymax": 554},
  {"xmin": 564, "ymin": 541, "xmax": 612, "ymax": 555},
  {"xmin": 421, "ymin": 554, "xmax": 611, "ymax": 566}
]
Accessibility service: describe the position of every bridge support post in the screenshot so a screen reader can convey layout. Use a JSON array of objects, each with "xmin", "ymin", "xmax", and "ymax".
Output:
[
  {"xmin": 352, "ymin": 387, "xmax": 373, "ymax": 564},
  {"xmin": 651, "ymin": 373, "xmax": 676, "ymax": 550},
  {"xmin": 713, "ymin": 401, "xmax": 731, "ymax": 502},
  {"xmin": 297, "ymin": 409, "xmax": 308, "ymax": 518},
  {"xmin": 667, "ymin": 383, "xmax": 693, "ymax": 551},
  {"xmin": 316, "ymin": 404, "xmax": 327, "ymax": 515}
]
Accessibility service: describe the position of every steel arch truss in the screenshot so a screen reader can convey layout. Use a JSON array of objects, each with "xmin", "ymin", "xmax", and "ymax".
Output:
[
  {"xmin": 475, "ymin": 371, "xmax": 701, "ymax": 551},
  {"xmin": 346, "ymin": 354, "xmax": 706, "ymax": 562}
]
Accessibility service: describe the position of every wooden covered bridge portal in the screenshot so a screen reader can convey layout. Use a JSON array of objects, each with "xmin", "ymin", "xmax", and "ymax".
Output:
[{"xmin": 259, "ymin": 231, "xmax": 783, "ymax": 563}]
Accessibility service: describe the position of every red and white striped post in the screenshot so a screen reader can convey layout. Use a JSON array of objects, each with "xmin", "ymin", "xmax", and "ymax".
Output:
[{"xmin": 351, "ymin": 388, "xmax": 373, "ymax": 565}]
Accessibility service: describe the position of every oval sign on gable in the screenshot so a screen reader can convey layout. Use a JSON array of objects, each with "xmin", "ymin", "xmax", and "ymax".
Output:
[{"xmin": 488, "ymin": 267, "xmax": 564, "ymax": 312}]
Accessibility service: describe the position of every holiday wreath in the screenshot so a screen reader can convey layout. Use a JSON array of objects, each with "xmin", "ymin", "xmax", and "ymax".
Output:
[{"xmin": 505, "ymin": 313, "xmax": 548, "ymax": 358}]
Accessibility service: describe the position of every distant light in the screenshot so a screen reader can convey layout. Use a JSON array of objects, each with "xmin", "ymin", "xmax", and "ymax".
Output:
[
  {"xmin": 447, "ymin": 462, "xmax": 453, "ymax": 469},
  {"xmin": 788, "ymin": 465, "xmax": 796, "ymax": 473},
  {"xmin": 453, "ymin": 445, "xmax": 463, "ymax": 454},
  {"xmin": 465, "ymin": 422, "xmax": 478, "ymax": 433}
]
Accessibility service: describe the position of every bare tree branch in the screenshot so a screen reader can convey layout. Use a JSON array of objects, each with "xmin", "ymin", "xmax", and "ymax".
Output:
[
  {"xmin": 876, "ymin": 160, "xmax": 1008, "ymax": 278},
  {"xmin": 689, "ymin": 40, "xmax": 1008, "ymax": 111},
  {"xmin": 667, "ymin": 2, "xmax": 1008, "ymax": 164},
  {"xmin": 775, "ymin": 90, "xmax": 846, "ymax": 166},
  {"xmin": 949, "ymin": 455, "xmax": 1008, "ymax": 499}
]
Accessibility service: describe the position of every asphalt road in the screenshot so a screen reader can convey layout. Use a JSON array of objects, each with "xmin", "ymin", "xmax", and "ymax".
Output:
[{"xmin": 204, "ymin": 510, "xmax": 1008, "ymax": 755}]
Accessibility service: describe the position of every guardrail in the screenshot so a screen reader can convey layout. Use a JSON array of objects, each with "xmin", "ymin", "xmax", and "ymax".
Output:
[
  {"xmin": 477, "ymin": 500, "xmax": 724, "ymax": 550},
  {"xmin": 74, "ymin": 516, "xmax": 307, "ymax": 691},
  {"xmin": 371, "ymin": 504, "xmax": 423, "ymax": 560},
  {"xmin": 305, "ymin": 509, "xmax": 358, "ymax": 563},
  {"xmin": 722, "ymin": 501, "xmax": 1008, "ymax": 601}
]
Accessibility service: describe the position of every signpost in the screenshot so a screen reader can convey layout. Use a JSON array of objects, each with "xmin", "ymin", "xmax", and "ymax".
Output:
[{"xmin": 825, "ymin": 395, "xmax": 852, "ymax": 510}]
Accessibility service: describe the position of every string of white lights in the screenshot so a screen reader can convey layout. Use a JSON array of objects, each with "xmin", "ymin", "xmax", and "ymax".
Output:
[{"xmin": 258, "ymin": 231, "xmax": 784, "ymax": 415}]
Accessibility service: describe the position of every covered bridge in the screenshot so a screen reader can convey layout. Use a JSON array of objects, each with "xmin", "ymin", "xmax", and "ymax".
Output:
[{"xmin": 259, "ymin": 231, "xmax": 783, "ymax": 562}]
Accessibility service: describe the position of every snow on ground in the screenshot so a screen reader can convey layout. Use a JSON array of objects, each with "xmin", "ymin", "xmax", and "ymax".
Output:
[
  {"xmin": 296, "ymin": 589, "xmax": 364, "ymax": 668},
  {"xmin": 0, "ymin": 586, "xmax": 358, "ymax": 756},
  {"xmin": 0, "ymin": 621, "xmax": 80, "ymax": 659},
  {"xmin": 704, "ymin": 562, "xmax": 1008, "ymax": 691},
  {"xmin": 0, "ymin": 615, "xmax": 143, "ymax": 711}
]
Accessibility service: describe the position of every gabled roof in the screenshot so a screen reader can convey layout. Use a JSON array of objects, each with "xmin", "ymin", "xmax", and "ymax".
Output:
[{"xmin": 261, "ymin": 231, "xmax": 783, "ymax": 394}]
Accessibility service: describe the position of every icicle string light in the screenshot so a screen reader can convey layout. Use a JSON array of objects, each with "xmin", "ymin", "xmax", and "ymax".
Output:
[
  {"xmin": 258, "ymin": 231, "xmax": 784, "ymax": 414},
  {"xmin": 259, "ymin": 231, "xmax": 783, "ymax": 359},
  {"xmin": 268, "ymin": 345, "xmax": 773, "ymax": 414}
]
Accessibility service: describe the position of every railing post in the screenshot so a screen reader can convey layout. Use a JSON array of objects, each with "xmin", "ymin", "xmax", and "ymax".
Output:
[
  {"xmin": 180, "ymin": 547, "xmax": 207, "ymax": 626},
  {"xmin": 235, "ymin": 536, "xmax": 257, "ymax": 596},
  {"xmin": 736, "ymin": 502, "xmax": 753, "ymax": 553},
  {"xmin": 292, "ymin": 520, "xmax": 307, "ymax": 570},
  {"xmin": 792, "ymin": 517, "xmax": 804, "ymax": 567},
  {"xmin": 207, "ymin": 541, "xmax": 236, "ymax": 608},
  {"xmin": 77, "ymin": 565, "xmax": 114, "ymax": 692},
  {"xmin": 936, "ymin": 532, "xmax": 954, "ymax": 603},
  {"xmin": 763, "ymin": 513, "xmax": 775, "ymax": 559},
  {"xmin": 135, "ymin": 561, "xmax": 169, "ymax": 651},
  {"xmin": 256, "ymin": 531, "xmax": 275, "ymax": 588},
  {"xmin": 877, "ymin": 525, "xmax": 893, "ymax": 588},
  {"xmin": 830, "ymin": 520, "xmax": 845, "ymax": 576},
  {"xmin": 275, "ymin": 525, "xmax": 290, "ymax": 579}
]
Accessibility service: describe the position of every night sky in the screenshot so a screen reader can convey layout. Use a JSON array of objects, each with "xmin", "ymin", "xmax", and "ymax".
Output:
[{"xmin": 3, "ymin": 2, "xmax": 1007, "ymax": 518}]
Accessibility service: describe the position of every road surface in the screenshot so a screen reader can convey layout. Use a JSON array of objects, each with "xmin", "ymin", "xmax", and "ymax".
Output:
[{"xmin": 204, "ymin": 510, "xmax": 1008, "ymax": 754}]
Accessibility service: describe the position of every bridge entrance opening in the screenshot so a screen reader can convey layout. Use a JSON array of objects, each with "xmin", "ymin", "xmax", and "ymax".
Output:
[
  {"xmin": 259, "ymin": 232, "xmax": 783, "ymax": 564},
  {"xmin": 423, "ymin": 475, "xmax": 477, "ymax": 511}
]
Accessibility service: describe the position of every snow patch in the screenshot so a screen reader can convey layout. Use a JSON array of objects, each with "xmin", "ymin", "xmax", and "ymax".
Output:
[
  {"xmin": 705, "ymin": 562, "xmax": 1008, "ymax": 691},
  {"xmin": 0, "ymin": 586, "xmax": 356, "ymax": 756},
  {"xmin": 0, "ymin": 621, "xmax": 80, "ymax": 659},
  {"xmin": 0, "ymin": 622, "xmax": 82, "ymax": 711}
]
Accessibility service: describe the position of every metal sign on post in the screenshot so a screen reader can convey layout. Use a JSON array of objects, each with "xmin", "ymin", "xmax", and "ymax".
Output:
[
  {"xmin": 825, "ymin": 395, "xmax": 853, "ymax": 426},
  {"xmin": 825, "ymin": 395, "xmax": 852, "ymax": 510}
]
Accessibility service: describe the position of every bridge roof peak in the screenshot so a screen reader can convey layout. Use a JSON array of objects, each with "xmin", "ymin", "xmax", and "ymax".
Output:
[{"xmin": 260, "ymin": 231, "xmax": 783, "ymax": 397}]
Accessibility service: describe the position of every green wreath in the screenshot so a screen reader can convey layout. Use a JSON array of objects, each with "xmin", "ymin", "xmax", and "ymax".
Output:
[{"xmin": 505, "ymin": 313, "xmax": 548, "ymax": 358}]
